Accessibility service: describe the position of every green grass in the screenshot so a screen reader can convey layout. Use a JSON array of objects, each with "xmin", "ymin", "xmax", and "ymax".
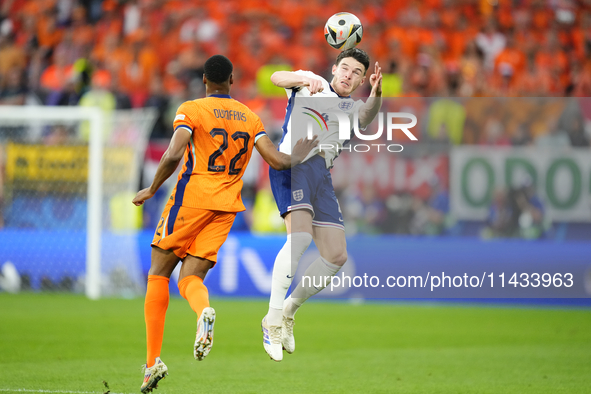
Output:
[{"xmin": 1, "ymin": 294, "xmax": 590, "ymax": 393}]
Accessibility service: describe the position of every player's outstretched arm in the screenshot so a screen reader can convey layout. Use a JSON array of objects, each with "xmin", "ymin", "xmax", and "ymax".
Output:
[
  {"xmin": 255, "ymin": 134, "xmax": 318, "ymax": 171},
  {"xmin": 358, "ymin": 61, "xmax": 383, "ymax": 129},
  {"xmin": 271, "ymin": 71, "xmax": 324, "ymax": 95},
  {"xmin": 132, "ymin": 129, "xmax": 191, "ymax": 206}
]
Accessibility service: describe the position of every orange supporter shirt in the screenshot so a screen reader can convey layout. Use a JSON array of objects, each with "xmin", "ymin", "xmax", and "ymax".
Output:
[{"xmin": 170, "ymin": 95, "xmax": 267, "ymax": 212}]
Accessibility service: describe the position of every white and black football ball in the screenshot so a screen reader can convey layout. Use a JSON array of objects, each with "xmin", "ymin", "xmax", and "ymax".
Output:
[{"xmin": 324, "ymin": 12, "xmax": 363, "ymax": 51}]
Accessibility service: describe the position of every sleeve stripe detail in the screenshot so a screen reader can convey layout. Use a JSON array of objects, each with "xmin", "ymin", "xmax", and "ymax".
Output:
[
  {"xmin": 175, "ymin": 125, "xmax": 193, "ymax": 135},
  {"xmin": 254, "ymin": 131, "xmax": 267, "ymax": 144}
]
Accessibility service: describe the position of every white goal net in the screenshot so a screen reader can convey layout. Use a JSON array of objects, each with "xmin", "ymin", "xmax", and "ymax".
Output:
[{"xmin": 0, "ymin": 106, "xmax": 156, "ymax": 299}]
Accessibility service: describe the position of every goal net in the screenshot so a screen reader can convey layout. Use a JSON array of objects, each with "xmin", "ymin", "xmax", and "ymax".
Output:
[{"xmin": 0, "ymin": 106, "xmax": 156, "ymax": 299}]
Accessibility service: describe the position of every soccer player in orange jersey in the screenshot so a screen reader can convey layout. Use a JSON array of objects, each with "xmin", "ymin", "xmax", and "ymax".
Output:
[{"xmin": 132, "ymin": 55, "xmax": 317, "ymax": 393}]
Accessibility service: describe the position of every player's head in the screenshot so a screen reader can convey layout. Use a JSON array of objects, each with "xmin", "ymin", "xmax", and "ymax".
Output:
[
  {"xmin": 203, "ymin": 55, "xmax": 234, "ymax": 90},
  {"xmin": 331, "ymin": 48, "xmax": 370, "ymax": 97}
]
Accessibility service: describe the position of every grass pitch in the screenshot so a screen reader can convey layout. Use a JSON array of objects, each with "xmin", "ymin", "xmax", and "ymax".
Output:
[{"xmin": 1, "ymin": 294, "xmax": 590, "ymax": 394}]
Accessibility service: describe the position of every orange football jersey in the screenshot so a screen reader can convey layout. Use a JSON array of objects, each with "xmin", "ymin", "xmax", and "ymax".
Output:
[{"xmin": 170, "ymin": 94, "xmax": 267, "ymax": 212}]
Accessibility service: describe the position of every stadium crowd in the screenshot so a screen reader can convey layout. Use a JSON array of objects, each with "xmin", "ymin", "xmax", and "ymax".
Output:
[
  {"xmin": 1, "ymin": 0, "xmax": 591, "ymax": 240},
  {"xmin": 1, "ymin": 0, "xmax": 591, "ymax": 118}
]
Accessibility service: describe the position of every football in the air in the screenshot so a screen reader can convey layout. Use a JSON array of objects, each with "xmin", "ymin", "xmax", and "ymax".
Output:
[{"xmin": 324, "ymin": 12, "xmax": 363, "ymax": 51}]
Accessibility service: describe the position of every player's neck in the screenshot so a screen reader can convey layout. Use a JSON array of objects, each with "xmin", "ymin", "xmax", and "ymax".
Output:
[
  {"xmin": 205, "ymin": 82, "xmax": 231, "ymax": 97},
  {"xmin": 206, "ymin": 89, "xmax": 231, "ymax": 97}
]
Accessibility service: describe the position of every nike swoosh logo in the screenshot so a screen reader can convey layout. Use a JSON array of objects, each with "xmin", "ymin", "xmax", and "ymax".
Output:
[
  {"xmin": 339, "ymin": 218, "xmax": 344, "ymax": 222},
  {"xmin": 286, "ymin": 275, "xmax": 295, "ymax": 279}
]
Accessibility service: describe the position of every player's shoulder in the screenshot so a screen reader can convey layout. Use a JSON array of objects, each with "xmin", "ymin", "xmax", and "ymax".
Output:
[{"xmin": 176, "ymin": 99, "xmax": 202, "ymax": 113}]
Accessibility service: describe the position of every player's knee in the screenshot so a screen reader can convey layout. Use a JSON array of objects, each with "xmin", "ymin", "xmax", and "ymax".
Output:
[{"xmin": 331, "ymin": 250, "xmax": 348, "ymax": 267}]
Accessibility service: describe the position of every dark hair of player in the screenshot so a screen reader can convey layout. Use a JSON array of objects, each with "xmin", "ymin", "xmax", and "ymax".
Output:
[
  {"xmin": 335, "ymin": 48, "xmax": 370, "ymax": 75},
  {"xmin": 204, "ymin": 55, "xmax": 233, "ymax": 84}
]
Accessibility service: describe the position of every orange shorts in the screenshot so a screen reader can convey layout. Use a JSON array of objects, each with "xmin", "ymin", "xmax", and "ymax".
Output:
[{"xmin": 151, "ymin": 202, "xmax": 236, "ymax": 263}]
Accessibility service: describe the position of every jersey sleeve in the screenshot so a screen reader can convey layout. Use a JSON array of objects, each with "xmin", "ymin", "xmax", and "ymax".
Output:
[
  {"xmin": 252, "ymin": 116, "xmax": 267, "ymax": 144},
  {"xmin": 173, "ymin": 101, "xmax": 197, "ymax": 135},
  {"xmin": 284, "ymin": 70, "xmax": 329, "ymax": 97}
]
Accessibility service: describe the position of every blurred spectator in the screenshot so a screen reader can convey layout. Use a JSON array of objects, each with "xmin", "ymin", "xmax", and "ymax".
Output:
[
  {"xmin": 410, "ymin": 180, "xmax": 452, "ymax": 236},
  {"xmin": 0, "ymin": 67, "xmax": 26, "ymax": 105},
  {"xmin": 480, "ymin": 115, "xmax": 511, "ymax": 146},
  {"xmin": 426, "ymin": 85, "xmax": 466, "ymax": 145},
  {"xmin": 40, "ymin": 46, "xmax": 73, "ymax": 93},
  {"xmin": 251, "ymin": 178, "xmax": 284, "ymax": 234},
  {"xmin": 482, "ymin": 189, "xmax": 515, "ymax": 238},
  {"xmin": 0, "ymin": 34, "xmax": 26, "ymax": 82},
  {"xmin": 144, "ymin": 76, "xmax": 171, "ymax": 140},
  {"xmin": 514, "ymin": 181, "xmax": 546, "ymax": 239},
  {"xmin": 78, "ymin": 69, "xmax": 116, "ymax": 140},
  {"xmin": 344, "ymin": 185, "xmax": 385, "ymax": 235},
  {"xmin": 556, "ymin": 99, "xmax": 589, "ymax": 147},
  {"xmin": 459, "ymin": 40, "xmax": 484, "ymax": 97},
  {"xmin": 380, "ymin": 193, "xmax": 415, "ymax": 234},
  {"xmin": 475, "ymin": 18, "xmax": 506, "ymax": 71},
  {"xmin": 45, "ymin": 76, "xmax": 80, "ymax": 106}
]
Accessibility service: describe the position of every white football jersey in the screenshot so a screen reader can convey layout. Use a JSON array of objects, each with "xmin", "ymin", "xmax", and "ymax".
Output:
[{"xmin": 278, "ymin": 70, "xmax": 365, "ymax": 169}]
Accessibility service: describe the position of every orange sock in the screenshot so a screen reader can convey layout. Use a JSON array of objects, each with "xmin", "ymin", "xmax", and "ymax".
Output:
[
  {"xmin": 178, "ymin": 275, "xmax": 210, "ymax": 318},
  {"xmin": 145, "ymin": 275, "xmax": 170, "ymax": 367}
]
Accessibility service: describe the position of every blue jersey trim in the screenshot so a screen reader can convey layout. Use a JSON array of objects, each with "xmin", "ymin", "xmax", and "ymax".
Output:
[
  {"xmin": 168, "ymin": 143, "xmax": 194, "ymax": 235},
  {"xmin": 209, "ymin": 94, "xmax": 232, "ymax": 99},
  {"xmin": 329, "ymin": 83, "xmax": 351, "ymax": 98},
  {"xmin": 175, "ymin": 125, "xmax": 193, "ymax": 134},
  {"xmin": 254, "ymin": 131, "xmax": 267, "ymax": 144},
  {"xmin": 279, "ymin": 89, "xmax": 297, "ymax": 147}
]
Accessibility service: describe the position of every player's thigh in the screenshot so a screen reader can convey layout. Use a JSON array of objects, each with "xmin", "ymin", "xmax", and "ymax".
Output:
[
  {"xmin": 284, "ymin": 210, "xmax": 313, "ymax": 235},
  {"xmin": 149, "ymin": 246, "xmax": 181, "ymax": 277},
  {"xmin": 313, "ymin": 226, "xmax": 347, "ymax": 266}
]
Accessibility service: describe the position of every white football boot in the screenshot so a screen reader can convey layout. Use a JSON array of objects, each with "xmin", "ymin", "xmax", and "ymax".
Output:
[
  {"xmin": 282, "ymin": 315, "xmax": 295, "ymax": 354},
  {"xmin": 194, "ymin": 307, "xmax": 216, "ymax": 361},
  {"xmin": 140, "ymin": 357, "xmax": 168, "ymax": 393},
  {"xmin": 261, "ymin": 315, "xmax": 283, "ymax": 361}
]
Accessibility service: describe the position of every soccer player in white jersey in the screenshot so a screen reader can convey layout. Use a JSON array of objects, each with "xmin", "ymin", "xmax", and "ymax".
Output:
[{"xmin": 262, "ymin": 48, "xmax": 383, "ymax": 361}]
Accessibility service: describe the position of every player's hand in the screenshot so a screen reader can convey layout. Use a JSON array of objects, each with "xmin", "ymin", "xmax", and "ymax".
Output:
[
  {"xmin": 291, "ymin": 135, "xmax": 319, "ymax": 163},
  {"xmin": 302, "ymin": 77, "xmax": 324, "ymax": 95},
  {"xmin": 132, "ymin": 188, "xmax": 155, "ymax": 206},
  {"xmin": 369, "ymin": 61, "xmax": 382, "ymax": 96}
]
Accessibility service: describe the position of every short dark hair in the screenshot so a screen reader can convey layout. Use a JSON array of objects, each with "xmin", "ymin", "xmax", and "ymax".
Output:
[
  {"xmin": 335, "ymin": 48, "xmax": 370, "ymax": 74},
  {"xmin": 204, "ymin": 55, "xmax": 233, "ymax": 84}
]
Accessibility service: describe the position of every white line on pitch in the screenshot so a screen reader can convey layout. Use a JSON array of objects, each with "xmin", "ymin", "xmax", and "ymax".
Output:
[{"xmin": 0, "ymin": 389, "xmax": 134, "ymax": 394}]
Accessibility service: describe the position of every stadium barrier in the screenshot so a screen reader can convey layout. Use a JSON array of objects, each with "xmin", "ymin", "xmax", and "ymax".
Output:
[{"xmin": 2, "ymin": 230, "xmax": 590, "ymax": 303}]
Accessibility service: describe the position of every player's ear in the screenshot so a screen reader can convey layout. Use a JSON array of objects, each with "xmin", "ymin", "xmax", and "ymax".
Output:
[
  {"xmin": 332, "ymin": 64, "xmax": 337, "ymax": 75},
  {"xmin": 229, "ymin": 74, "xmax": 234, "ymax": 85},
  {"xmin": 202, "ymin": 75, "xmax": 207, "ymax": 85}
]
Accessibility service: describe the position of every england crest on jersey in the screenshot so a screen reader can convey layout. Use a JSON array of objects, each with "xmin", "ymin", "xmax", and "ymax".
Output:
[
  {"xmin": 338, "ymin": 101, "xmax": 354, "ymax": 111},
  {"xmin": 293, "ymin": 189, "xmax": 304, "ymax": 202}
]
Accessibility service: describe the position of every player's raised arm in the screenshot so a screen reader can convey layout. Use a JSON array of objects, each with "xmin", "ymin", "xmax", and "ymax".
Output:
[
  {"xmin": 255, "ymin": 134, "xmax": 318, "ymax": 171},
  {"xmin": 132, "ymin": 129, "xmax": 191, "ymax": 206},
  {"xmin": 270, "ymin": 71, "xmax": 324, "ymax": 95},
  {"xmin": 358, "ymin": 61, "xmax": 383, "ymax": 129}
]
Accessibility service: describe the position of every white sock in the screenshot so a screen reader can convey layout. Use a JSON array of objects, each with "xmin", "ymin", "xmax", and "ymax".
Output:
[
  {"xmin": 267, "ymin": 232, "xmax": 312, "ymax": 326},
  {"xmin": 284, "ymin": 256, "xmax": 341, "ymax": 319}
]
